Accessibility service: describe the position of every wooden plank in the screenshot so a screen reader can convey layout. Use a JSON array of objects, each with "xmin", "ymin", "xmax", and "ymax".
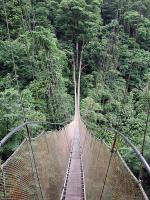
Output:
[{"xmin": 62, "ymin": 128, "xmax": 85, "ymax": 200}]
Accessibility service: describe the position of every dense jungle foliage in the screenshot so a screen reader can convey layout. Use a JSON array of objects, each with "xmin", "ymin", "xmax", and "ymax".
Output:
[{"xmin": 0, "ymin": 0, "xmax": 150, "ymax": 197}]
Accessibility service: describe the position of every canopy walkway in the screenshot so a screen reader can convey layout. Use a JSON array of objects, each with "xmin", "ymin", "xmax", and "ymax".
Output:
[
  {"xmin": 0, "ymin": 0, "xmax": 150, "ymax": 199},
  {"xmin": 0, "ymin": 112, "xmax": 150, "ymax": 200}
]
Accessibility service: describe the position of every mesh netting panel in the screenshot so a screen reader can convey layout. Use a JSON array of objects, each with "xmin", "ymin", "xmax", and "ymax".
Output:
[
  {"xmin": 1, "ymin": 139, "xmax": 38, "ymax": 200},
  {"xmin": 0, "ymin": 123, "xmax": 73, "ymax": 200},
  {"xmin": 1, "ymin": 120, "xmax": 148, "ymax": 200},
  {"xmin": 79, "ymin": 121, "xmax": 148, "ymax": 200},
  {"xmin": 36, "ymin": 130, "xmax": 69, "ymax": 199},
  {"xmin": 0, "ymin": 165, "xmax": 5, "ymax": 200}
]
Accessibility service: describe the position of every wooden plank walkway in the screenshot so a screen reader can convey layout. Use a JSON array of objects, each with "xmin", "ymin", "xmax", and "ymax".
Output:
[{"xmin": 61, "ymin": 126, "xmax": 85, "ymax": 200}]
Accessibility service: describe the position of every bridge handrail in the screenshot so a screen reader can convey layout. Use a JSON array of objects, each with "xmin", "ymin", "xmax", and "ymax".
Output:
[
  {"xmin": 81, "ymin": 119, "xmax": 150, "ymax": 177},
  {"xmin": 109, "ymin": 127, "xmax": 150, "ymax": 177},
  {"xmin": 0, "ymin": 119, "xmax": 73, "ymax": 148}
]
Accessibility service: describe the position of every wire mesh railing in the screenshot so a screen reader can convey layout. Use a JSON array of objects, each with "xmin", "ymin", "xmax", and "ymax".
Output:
[
  {"xmin": 79, "ymin": 120, "xmax": 149, "ymax": 200},
  {"xmin": 0, "ymin": 118, "xmax": 150, "ymax": 200},
  {"xmin": 0, "ymin": 120, "xmax": 73, "ymax": 200}
]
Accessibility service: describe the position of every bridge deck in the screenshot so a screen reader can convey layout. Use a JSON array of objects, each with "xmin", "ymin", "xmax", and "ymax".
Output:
[{"xmin": 62, "ymin": 126, "xmax": 85, "ymax": 200}]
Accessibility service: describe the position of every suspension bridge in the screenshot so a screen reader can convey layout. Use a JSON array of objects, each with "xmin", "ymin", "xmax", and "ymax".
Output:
[
  {"xmin": 0, "ymin": 100, "xmax": 150, "ymax": 200},
  {"xmin": 1, "ymin": 0, "xmax": 150, "ymax": 199}
]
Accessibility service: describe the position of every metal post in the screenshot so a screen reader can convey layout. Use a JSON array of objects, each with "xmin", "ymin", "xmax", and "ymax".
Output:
[
  {"xmin": 99, "ymin": 132, "xmax": 117, "ymax": 200},
  {"xmin": 26, "ymin": 138, "xmax": 39, "ymax": 199},
  {"xmin": 25, "ymin": 125, "xmax": 45, "ymax": 200}
]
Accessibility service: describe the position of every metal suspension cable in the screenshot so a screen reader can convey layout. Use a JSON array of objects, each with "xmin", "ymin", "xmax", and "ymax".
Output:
[
  {"xmin": 99, "ymin": 132, "xmax": 117, "ymax": 200},
  {"xmin": 26, "ymin": 126, "xmax": 45, "ymax": 200},
  {"xmin": 0, "ymin": 118, "xmax": 73, "ymax": 147},
  {"xmin": 81, "ymin": 118, "xmax": 150, "ymax": 176},
  {"xmin": 139, "ymin": 83, "xmax": 150, "ymax": 181},
  {"xmin": 106, "ymin": 127, "xmax": 150, "ymax": 175},
  {"xmin": 26, "ymin": 136, "xmax": 39, "ymax": 199},
  {"xmin": 141, "ymin": 102, "xmax": 150, "ymax": 156},
  {"xmin": 108, "ymin": 127, "xmax": 150, "ymax": 177}
]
